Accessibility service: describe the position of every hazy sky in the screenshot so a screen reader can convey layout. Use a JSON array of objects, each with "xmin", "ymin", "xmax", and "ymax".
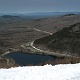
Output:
[{"xmin": 0, "ymin": 0, "xmax": 80, "ymax": 13}]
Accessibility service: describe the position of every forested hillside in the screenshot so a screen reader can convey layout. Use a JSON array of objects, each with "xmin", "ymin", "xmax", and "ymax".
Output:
[{"xmin": 34, "ymin": 23, "xmax": 80, "ymax": 56}]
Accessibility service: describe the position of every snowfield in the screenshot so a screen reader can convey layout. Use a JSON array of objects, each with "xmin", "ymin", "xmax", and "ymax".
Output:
[{"xmin": 0, "ymin": 63, "xmax": 80, "ymax": 80}]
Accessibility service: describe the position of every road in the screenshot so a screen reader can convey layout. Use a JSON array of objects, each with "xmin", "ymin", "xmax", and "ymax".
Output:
[
  {"xmin": 34, "ymin": 28, "xmax": 53, "ymax": 35},
  {"xmin": 21, "ymin": 41, "xmax": 76, "ymax": 58},
  {"xmin": 1, "ymin": 51, "xmax": 11, "ymax": 57}
]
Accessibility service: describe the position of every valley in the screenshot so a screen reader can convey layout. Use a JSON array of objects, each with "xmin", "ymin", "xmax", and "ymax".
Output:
[{"xmin": 0, "ymin": 13, "xmax": 80, "ymax": 67}]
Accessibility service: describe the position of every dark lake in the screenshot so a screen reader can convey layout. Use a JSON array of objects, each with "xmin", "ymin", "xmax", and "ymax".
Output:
[{"xmin": 4, "ymin": 52, "xmax": 56, "ymax": 66}]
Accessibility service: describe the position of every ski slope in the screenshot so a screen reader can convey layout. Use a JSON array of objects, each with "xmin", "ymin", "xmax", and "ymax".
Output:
[{"xmin": 0, "ymin": 63, "xmax": 80, "ymax": 80}]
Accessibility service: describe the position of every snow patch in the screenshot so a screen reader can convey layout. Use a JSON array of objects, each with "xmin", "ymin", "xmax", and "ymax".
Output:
[{"xmin": 0, "ymin": 63, "xmax": 80, "ymax": 80}]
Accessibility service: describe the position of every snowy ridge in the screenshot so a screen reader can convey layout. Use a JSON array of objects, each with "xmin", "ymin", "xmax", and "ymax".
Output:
[{"xmin": 0, "ymin": 63, "xmax": 80, "ymax": 80}]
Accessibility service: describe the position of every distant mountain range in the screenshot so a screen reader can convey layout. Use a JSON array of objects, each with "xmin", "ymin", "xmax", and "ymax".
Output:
[
  {"xmin": 0, "ymin": 12, "xmax": 80, "ymax": 16},
  {"xmin": 0, "ymin": 12, "xmax": 80, "ymax": 20},
  {"xmin": 26, "ymin": 12, "xmax": 80, "ymax": 16}
]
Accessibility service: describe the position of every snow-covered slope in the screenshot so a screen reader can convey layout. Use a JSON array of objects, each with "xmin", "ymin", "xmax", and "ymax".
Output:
[{"xmin": 0, "ymin": 63, "xmax": 80, "ymax": 80}]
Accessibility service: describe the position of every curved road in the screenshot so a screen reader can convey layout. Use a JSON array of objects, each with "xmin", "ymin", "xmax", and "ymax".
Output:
[
  {"xmin": 34, "ymin": 28, "xmax": 53, "ymax": 35},
  {"xmin": 21, "ymin": 41, "xmax": 77, "ymax": 58}
]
